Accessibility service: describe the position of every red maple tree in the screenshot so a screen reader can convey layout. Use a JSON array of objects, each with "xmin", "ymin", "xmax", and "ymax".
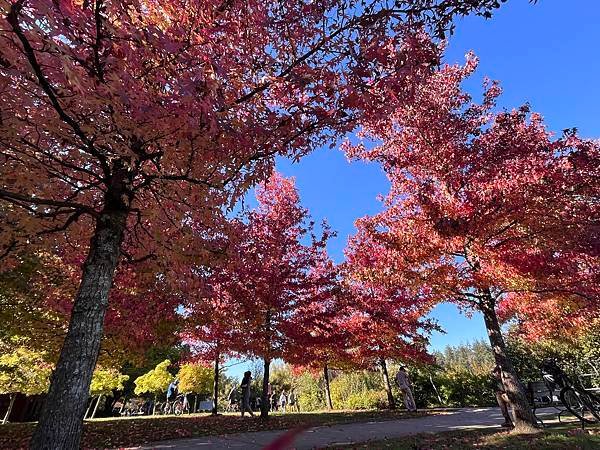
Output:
[
  {"xmin": 345, "ymin": 54, "xmax": 600, "ymax": 427},
  {"xmin": 224, "ymin": 173, "xmax": 334, "ymax": 417},
  {"xmin": 0, "ymin": 0, "xmax": 515, "ymax": 444}
]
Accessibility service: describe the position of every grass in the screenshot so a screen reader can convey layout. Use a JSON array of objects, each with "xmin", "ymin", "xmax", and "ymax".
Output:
[
  {"xmin": 336, "ymin": 423, "xmax": 600, "ymax": 449},
  {"xmin": 0, "ymin": 409, "xmax": 428, "ymax": 449}
]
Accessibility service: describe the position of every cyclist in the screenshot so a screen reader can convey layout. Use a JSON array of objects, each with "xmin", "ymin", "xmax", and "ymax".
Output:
[{"xmin": 167, "ymin": 379, "xmax": 179, "ymax": 403}]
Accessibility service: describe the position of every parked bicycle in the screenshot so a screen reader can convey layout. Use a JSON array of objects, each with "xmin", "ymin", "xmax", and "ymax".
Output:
[{"xmin": 541, "ymin": 359, "xmax": 600, "ymax": 424}]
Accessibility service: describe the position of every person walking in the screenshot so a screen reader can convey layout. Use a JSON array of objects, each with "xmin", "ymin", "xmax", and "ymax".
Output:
[
  {"xmin": 271, "ymin": 392, "xmax": 278, "ymax": 412},
  {"xmin": 395, "ymin": 366, "xmax": 417, "ymax": 412},
  {"xmin": 240, "ymin": 371, "xmax": 254, "ymax": 417},
  {"xmin": 279, "ymin": 391, "xmax": 288, "ymax": 413}
]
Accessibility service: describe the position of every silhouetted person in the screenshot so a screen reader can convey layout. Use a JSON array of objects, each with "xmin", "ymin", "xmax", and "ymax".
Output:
[{"xmin": 240, "ymin": 371, "xmax": 254, "ymax": 417}]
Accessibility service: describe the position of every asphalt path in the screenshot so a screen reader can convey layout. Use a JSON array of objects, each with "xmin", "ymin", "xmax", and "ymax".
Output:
[{"xmin": 132, "ymin": 407, "xmax": 561, "ymax": 449}]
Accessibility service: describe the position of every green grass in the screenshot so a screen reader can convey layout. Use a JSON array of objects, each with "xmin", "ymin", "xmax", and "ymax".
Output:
[
  {"xmin": 0, "ymin": 409, "xmax": 428, "ymax": 449},
  {"xmin": 337, "ymin": 424, "xmax": 600, "ymax": 450}
]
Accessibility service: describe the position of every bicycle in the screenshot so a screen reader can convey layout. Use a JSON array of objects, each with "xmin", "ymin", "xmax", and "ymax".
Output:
[
  {"xmin": 161, "ymin": 394, "xmax": 190, "ymax": 416},
  {"xmin": 541, "ymin": 359, "xmax": 600, "ymax": 424}
]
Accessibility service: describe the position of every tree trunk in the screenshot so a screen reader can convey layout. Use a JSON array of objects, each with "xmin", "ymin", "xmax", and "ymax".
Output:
[
  {"xmin": 212, "ymin": 353, "xmax": 220, "ymax": 415},
  {"xmin": 30, "ymin": 203, "xmax": 128, "ymax": 448},
  {"xmin": 84, "ymin": 397, "xmax": 93, "ymax": 420},
  {"xmin": 260, "ymin": 358, "xmax": 271, "ymax": 418},
  {"xmin": 429, "ymin": 374, "xmax": 443, "ymax": 405},
  {"xmin": 2, "ymin": 393, "xmax": 16, "ymax": 425},
  {"xmin": 193, "ymin": 395, "xmax": 197, "ymax": 414},
  {"xmin": 480, "ymin": 290, "xmax": 536, "ymax": 429},
  {"xmin": 153, "ymin": 394, "xmax": 158, "ymax": 415},
  {"xmin": 119, "ymin": 397, "xmax": 128, "ymax": 414},
  {"xmin": 380, "ymin": 358, "xmax": 396, "ymax": 409},
  {"xmin": 323, "ymin": 363, "xmax": 333, "ymax": 410},
  {"xmin": 90, "ymin": 395, "xmax": 102, "ymax": 419}
]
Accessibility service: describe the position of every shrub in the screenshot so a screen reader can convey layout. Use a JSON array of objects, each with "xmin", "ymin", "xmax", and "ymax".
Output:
[
  {"xmin": 345, "ymin": 390, "xmax": 388, "ymax": 410},
  {"xmin": 296, "ymin": 371, "xmax": 325, "ymax": 411}
]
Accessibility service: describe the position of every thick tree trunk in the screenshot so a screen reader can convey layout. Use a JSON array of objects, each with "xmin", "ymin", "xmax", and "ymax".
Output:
[
  {"xmin": 2, "ymin": 393, "xmax": 16, "ymax": 424},
  {"xmin": 480, "ymin": 291, "xmax": 536, "ymax": 429},
  {"xmin": 323, "ymin": 363, "xmax": 333, "ymax": 410},
  {"xmin": 212, "ymin": 354, "xmax": 220, "ymax": 415},
  {"xmin": 380, "ymin": 358, "xmax": 396, "ymax": 409},
  {"xmin": 260, "ymin": 358, "xmax": 271, "ymax": 418},
  {"xmin": 90, "ymin": 395, "xmax": 102, "ymax": 419},
  {"xmin": 31, "ymin": 204, "xmax": 127, "ymax": 449}
]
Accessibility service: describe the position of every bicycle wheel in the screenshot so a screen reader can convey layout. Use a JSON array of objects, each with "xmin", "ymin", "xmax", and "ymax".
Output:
[
  {"xmin": 560, "ymin": 387, "xmax": 598, "ymax": 423},
  {"xmin": 173, "ymin": 400, "xmax": 184, "ymax": 416},
  {"xmin": 574, "ymin": 387, "xmax": 600, "ymax": 421}
]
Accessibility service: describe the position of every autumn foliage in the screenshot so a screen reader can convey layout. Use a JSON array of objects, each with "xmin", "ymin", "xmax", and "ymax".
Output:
[
  {"xmin": 1, "ymin": 0, "xmax": 586, "ymax": 446},
  {"xmin": 344, "ymin": 54, "xmax": 600, "ymax": 426}
]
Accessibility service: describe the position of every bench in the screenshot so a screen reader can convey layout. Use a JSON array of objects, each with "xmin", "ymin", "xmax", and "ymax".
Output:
[{"xmin": 527, "ymin": 380, "xmax": 568, "ymax": 426}]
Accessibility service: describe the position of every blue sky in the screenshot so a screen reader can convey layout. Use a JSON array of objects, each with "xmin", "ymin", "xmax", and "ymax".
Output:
[{"xmin": 228, "ymin": 0, "xmax": 600, "ymax": 378}]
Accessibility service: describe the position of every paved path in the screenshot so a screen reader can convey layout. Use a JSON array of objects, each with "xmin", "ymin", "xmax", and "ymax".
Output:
[{"xmin": 134, "ymin": 407, "xmax": 558, "ymax": 449}]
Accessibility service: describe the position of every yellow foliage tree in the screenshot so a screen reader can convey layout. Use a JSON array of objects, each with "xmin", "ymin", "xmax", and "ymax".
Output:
[
  {"xmin": 0, "ymin": 348, "xmax": 52, "ymax": 424},
  {"xmin": 86, "ymin": 368, "xmax": 129, "ymax": 419},
  {"xmin": 177, "ymin": 363, "xmax": 212, "ymax": 413},
  {"xmin": 177, "ymin": 363, "xmax": 212, "ymax": 395},
  {"xmin": 134, "ymin": 360, "xmax": 173, "ymax": 414}
]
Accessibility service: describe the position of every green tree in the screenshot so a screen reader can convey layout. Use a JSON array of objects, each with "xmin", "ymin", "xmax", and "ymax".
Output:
[
  {"xmin": 0, "ymin": 348, "xmax": 51, "ymax": 424},
  {"xmin": 270, "ymin": 364, "xmax": 294, "ymax": 392},
  {"xmin": 86, "ymin": 368, "xmax": 128, "ymax": 419},
  {"xmin": 295, "ymin": 370, "xmax": 326, "ymax": 412},
  {"xmin": 134, "ymin": 360, "xmax": 174, "ymax": 414}
]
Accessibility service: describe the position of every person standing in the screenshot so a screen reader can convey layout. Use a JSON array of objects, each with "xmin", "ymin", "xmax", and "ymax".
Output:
[
  {"xmin": 288, "ymin": 390, "xmax": 299, "ymax": 412},
  {"xmin": 395, "ymin": 366, "xmax": 417, "ymax": 412},
  {"xmin": 240, "ymin": 371, "xmax": 254, "ymax": 417},
  {"xmin": 279, "ymin": 391, "xmax": 288, "ymax": 413},
  {"xmin": 493, "ymin": 365, "xmax": 514, "ymax": 428}
]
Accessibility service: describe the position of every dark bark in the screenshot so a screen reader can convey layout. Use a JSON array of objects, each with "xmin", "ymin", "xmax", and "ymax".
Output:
[
  {"xmin": 480, "ymin": 290, "xmax": 536, "ymax": 429},
  {"xmin": 212, "ymin": 353, "xmax": 220, "ymax": 415},
  {"xmin": 380, "ymin": 358, "xmax": 396, "ymax": 409},
  {"xmin": 30, "ymin": 182, "xmax": 129, "ymax": 449},
  {"xmin": 323, "ymin": 363, "xmax": 333, "ymax": 410},
  {"xmin": 260, "ymin": 358, "xmax": 271, "ymax": 418}
]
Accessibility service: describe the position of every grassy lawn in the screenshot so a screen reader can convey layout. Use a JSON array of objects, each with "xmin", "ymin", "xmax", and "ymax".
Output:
[
  {"xmin": 338, "ymin": 424, "xmax": 600, "ymax": 450},
  {"xmin": 0, "ymin": 409, "xmax": 428, "ymax": 449}
]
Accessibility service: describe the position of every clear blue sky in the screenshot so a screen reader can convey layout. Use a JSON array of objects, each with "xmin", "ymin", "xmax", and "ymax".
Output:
[{"xmin": 228, "ymin": 0, "xmax": 600, "ymax": 378}]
